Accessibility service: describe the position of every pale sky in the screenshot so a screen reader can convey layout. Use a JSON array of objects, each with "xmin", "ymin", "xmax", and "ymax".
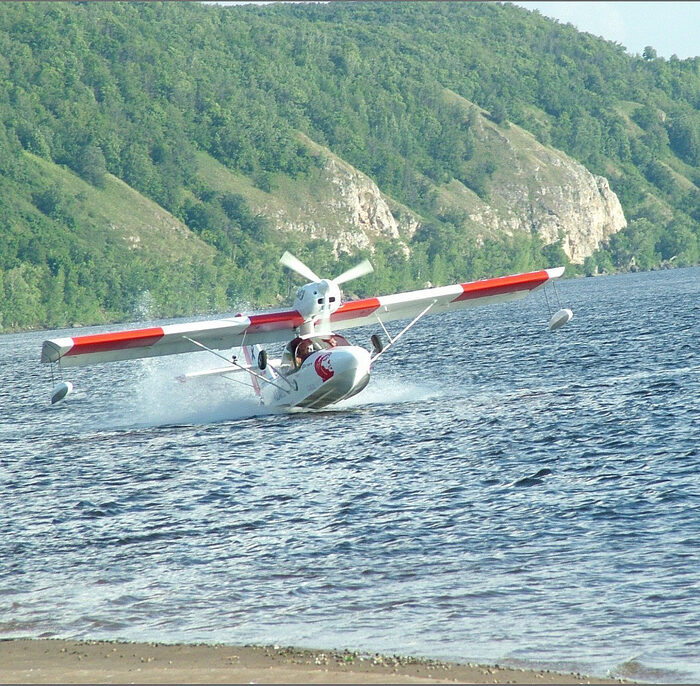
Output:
[{"xmin": 515, "ymin": 2, "xmax": 700, "ymax": 60}]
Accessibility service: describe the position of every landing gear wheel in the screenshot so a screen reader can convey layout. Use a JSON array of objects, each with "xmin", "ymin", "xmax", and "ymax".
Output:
[{"xmin": 258, "ymin": 350, "xmax": 268, "ymax": 370}]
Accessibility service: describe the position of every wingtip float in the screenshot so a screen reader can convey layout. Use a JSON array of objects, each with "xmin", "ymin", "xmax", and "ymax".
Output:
[
  {"xmin": 50, "ymin": 380, "xmax": 73, "ymax": 404},
  {"xmin": 549, "ymin": 308, "xmax": 574, "ymax": 331},
  {"xmin": 542, "ymin": 267, "xmax": 574, "ymax": 332},
  {"xmin": 42, "ymin": 253, "xmax": 573, "ymax": 408}
]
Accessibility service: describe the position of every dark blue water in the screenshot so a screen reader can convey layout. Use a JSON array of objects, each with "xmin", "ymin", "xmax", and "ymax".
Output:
[{"xmin": 1, "ymin": 267, "xmax": 698, "ymax": 683}]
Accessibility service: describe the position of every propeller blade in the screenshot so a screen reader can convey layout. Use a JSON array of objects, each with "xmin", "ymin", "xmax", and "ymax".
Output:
[
  {"xmin": 279, "ymin": 251, "xmax": 321, "ymax": 283},
  {"xmin": 333, "ymin": 259, "xmax": 374, "ymax": 286}
]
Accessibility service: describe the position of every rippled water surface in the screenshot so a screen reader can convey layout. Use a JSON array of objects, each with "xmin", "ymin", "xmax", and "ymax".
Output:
[{"xmin": 1, "ymin": 268, "xmax": 698, "ymax": 682}]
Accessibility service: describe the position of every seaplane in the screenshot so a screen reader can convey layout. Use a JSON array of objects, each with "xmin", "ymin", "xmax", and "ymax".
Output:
[{"xmin": 41, "ymin": 251, "xmax": 573, "ymax": 410}]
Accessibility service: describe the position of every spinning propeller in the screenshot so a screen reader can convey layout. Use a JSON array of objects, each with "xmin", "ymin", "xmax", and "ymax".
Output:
[
  {"xmin": 280, "ymin": 251, "xmax": 373, "ymax": 286},
  {"xmin": 280, "ymin": 251, "xmax": 374, "ymax": 334},
  {"xmin": 279, "ymin": 251, "xmax": 322, "ymax": 283},
  {"xmin": 332, "ymin": 258, "xmax": 375, "ymax": 286}
]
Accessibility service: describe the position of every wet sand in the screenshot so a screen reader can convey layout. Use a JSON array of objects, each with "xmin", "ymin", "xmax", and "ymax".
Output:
[{"xmin": 0, "ymin": 639, "xmax": 630, "ymax": 684}]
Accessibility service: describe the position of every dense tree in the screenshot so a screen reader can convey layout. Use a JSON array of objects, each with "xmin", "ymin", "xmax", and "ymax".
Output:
[
  {"xmin": 76, "ymin": 143, "xmax": 108, "ymax": 188},
  {"xmin": 667, "ymin": 112, "xmax": 700, "ymax": 166}
]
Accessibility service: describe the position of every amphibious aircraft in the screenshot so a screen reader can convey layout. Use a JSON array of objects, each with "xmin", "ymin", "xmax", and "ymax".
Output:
[{"xmin": 41, "ymin": 251, "xmax": 572, "ymax": 409}]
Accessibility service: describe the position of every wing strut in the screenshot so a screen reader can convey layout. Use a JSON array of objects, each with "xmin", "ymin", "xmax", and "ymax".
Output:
[
  {"xmin": 370, "ymin": 301, "xmax": 436, "ymax": 364},
  {"xmin": 541, "ymin": 280, "xmax": 574, "ymax": 331},
  {"xmin": 181, "ymin": 336, "xmax": 292, "ymax": 393}
]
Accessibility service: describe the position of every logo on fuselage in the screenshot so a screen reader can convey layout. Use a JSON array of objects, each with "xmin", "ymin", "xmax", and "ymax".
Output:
[{"xmin": 314, "ymin": 352, "xmax": 334, "ymax": 382}]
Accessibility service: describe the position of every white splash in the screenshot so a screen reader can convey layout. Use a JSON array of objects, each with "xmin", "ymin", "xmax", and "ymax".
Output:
[{"xmin": 113, "ymin": 350, "xmax": 276, "ymax": 428}]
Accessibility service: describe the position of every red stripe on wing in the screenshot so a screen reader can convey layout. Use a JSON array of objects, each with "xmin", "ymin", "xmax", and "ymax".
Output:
[
  {"xmin": 452, "ymin": 270, "xmax": 550, "ymax": 302},
  {"xmin": 64, "ymin": 327, "xmax": 165, "ymax": 357},
  {"xmin": 245, "ymin": 310, "xmax": 304, "ymax": 333},
  {"xmin": 332, "ymin": 298, "xmax": 381, "ymax": 322}
]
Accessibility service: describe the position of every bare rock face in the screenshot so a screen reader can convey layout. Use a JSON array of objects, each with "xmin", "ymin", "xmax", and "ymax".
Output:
[
  {"xmin": 323, "ymin": 157, "xmax": 407, "ymax": 255},
  {"xmin": 263, "ymin": 138, "xmax": 417, "ymax": 258},
  {"xmin": 543, "ymin": 174, "xmax": 626, "ymax": 264}
]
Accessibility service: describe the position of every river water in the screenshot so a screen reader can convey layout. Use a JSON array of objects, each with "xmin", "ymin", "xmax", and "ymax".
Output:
[{"xmin": 1, "ymin": 267, "xmax": 698, "ymax": 682}]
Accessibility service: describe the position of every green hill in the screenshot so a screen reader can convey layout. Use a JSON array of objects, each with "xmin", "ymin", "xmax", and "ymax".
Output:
[{"xmin": 0, "ymin": 1, "xmax": 698, "ymax": 331}]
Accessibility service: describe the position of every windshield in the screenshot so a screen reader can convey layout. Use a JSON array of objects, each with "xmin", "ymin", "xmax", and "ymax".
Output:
[
  {"xmin": 282, "ymin": 334, "xmax": 351, "ymax": 368},
  {"xmin": 315, "ymin": 334, "xmax": 350, "ymax": 349}
]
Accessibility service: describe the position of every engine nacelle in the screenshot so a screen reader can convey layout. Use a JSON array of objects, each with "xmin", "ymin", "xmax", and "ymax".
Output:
[{"xmin": 293, "ymin": 279, "xmax": 342, "ymax": 322}]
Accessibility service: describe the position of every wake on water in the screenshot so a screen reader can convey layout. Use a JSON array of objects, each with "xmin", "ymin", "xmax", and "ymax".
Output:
[{"xmin": 91, "ymin": 348, "xmax": 445, "ymax": 429}]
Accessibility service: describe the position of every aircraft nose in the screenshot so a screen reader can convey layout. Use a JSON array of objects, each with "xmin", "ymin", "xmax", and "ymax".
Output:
[
  {"xmin": 311, "ymin": 346, "xmax": 370, "ymax": 386},
  {"xmin": 333, "ymin": 346, "xmax": 370, "ymax": 374}
]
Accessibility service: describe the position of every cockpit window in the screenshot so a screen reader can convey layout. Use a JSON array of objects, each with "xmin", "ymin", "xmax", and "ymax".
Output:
[
  {"xmin": 282, "ymin": 334, "xmax": 352, "ymax": 371},
  {"xmin": 318, "ymin": 334, "xmax": 350, "ymax": 349}
]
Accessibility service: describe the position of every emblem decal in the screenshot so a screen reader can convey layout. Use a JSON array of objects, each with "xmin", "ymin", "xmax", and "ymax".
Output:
[{"xmin": 314, "ymin": 352, "xmax": 334, "ymax": 382}]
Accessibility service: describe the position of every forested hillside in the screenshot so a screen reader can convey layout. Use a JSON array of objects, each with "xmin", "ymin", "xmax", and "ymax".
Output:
[{"xmin": 1, "ymin": 2, "xmax": 698, "ymax": 331}]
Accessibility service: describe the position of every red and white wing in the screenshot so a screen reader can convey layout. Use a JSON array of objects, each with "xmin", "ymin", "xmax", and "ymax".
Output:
[
  {"xmin": 41, "ymin": 267, "xmax": 563, "ymax": 367},
  {"xmin": 41, "ymin": 311, "xmax": 304, "ymax": 368},
  {"xmin": 329, "ymin": 266, "xmax": 564, "ymax": 332}
]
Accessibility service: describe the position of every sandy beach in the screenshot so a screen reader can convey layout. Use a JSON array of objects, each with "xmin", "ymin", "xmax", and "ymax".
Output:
[{"xmin": 0, "ymin": 639, "xmax": 631, "ymax": 684}]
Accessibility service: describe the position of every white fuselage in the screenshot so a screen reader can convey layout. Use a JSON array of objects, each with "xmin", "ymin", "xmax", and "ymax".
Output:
[{"xmin": 262, "ymin": 345, "xmax": 371, "ymax": 410}]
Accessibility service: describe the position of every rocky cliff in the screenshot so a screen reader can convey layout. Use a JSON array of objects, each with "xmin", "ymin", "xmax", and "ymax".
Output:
[
  {"xmin": 250, "ymin": 134, "xmax": 419, "ymax": 258},
  {"xmin": 199, "ymin": 109, "xmax": 626, "ymax": 265},
  {"xmin": 447, "ymin": 106, "xmax": 627, "ymax": 264}
]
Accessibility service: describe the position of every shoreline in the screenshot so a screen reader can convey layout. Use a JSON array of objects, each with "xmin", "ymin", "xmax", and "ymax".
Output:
[{"xmin": 0, "ymin": 639, "xmax": 631, "ymax": 684}]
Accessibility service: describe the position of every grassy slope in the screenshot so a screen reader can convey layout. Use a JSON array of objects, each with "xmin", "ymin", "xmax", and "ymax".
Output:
[{"xmin": 25, "ymin": 152, "xmax": 215, "ymax": 262}]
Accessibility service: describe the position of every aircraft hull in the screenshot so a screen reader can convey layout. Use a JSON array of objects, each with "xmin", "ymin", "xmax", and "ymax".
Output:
[{"xmin": 263, "ymin": 346, "xmax": 371, "ymax": 410}]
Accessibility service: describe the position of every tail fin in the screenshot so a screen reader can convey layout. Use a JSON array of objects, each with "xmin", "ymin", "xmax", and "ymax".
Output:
[{"xmin": 242, "ymin": 345, "xmax": 262, "ymax": 398}]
